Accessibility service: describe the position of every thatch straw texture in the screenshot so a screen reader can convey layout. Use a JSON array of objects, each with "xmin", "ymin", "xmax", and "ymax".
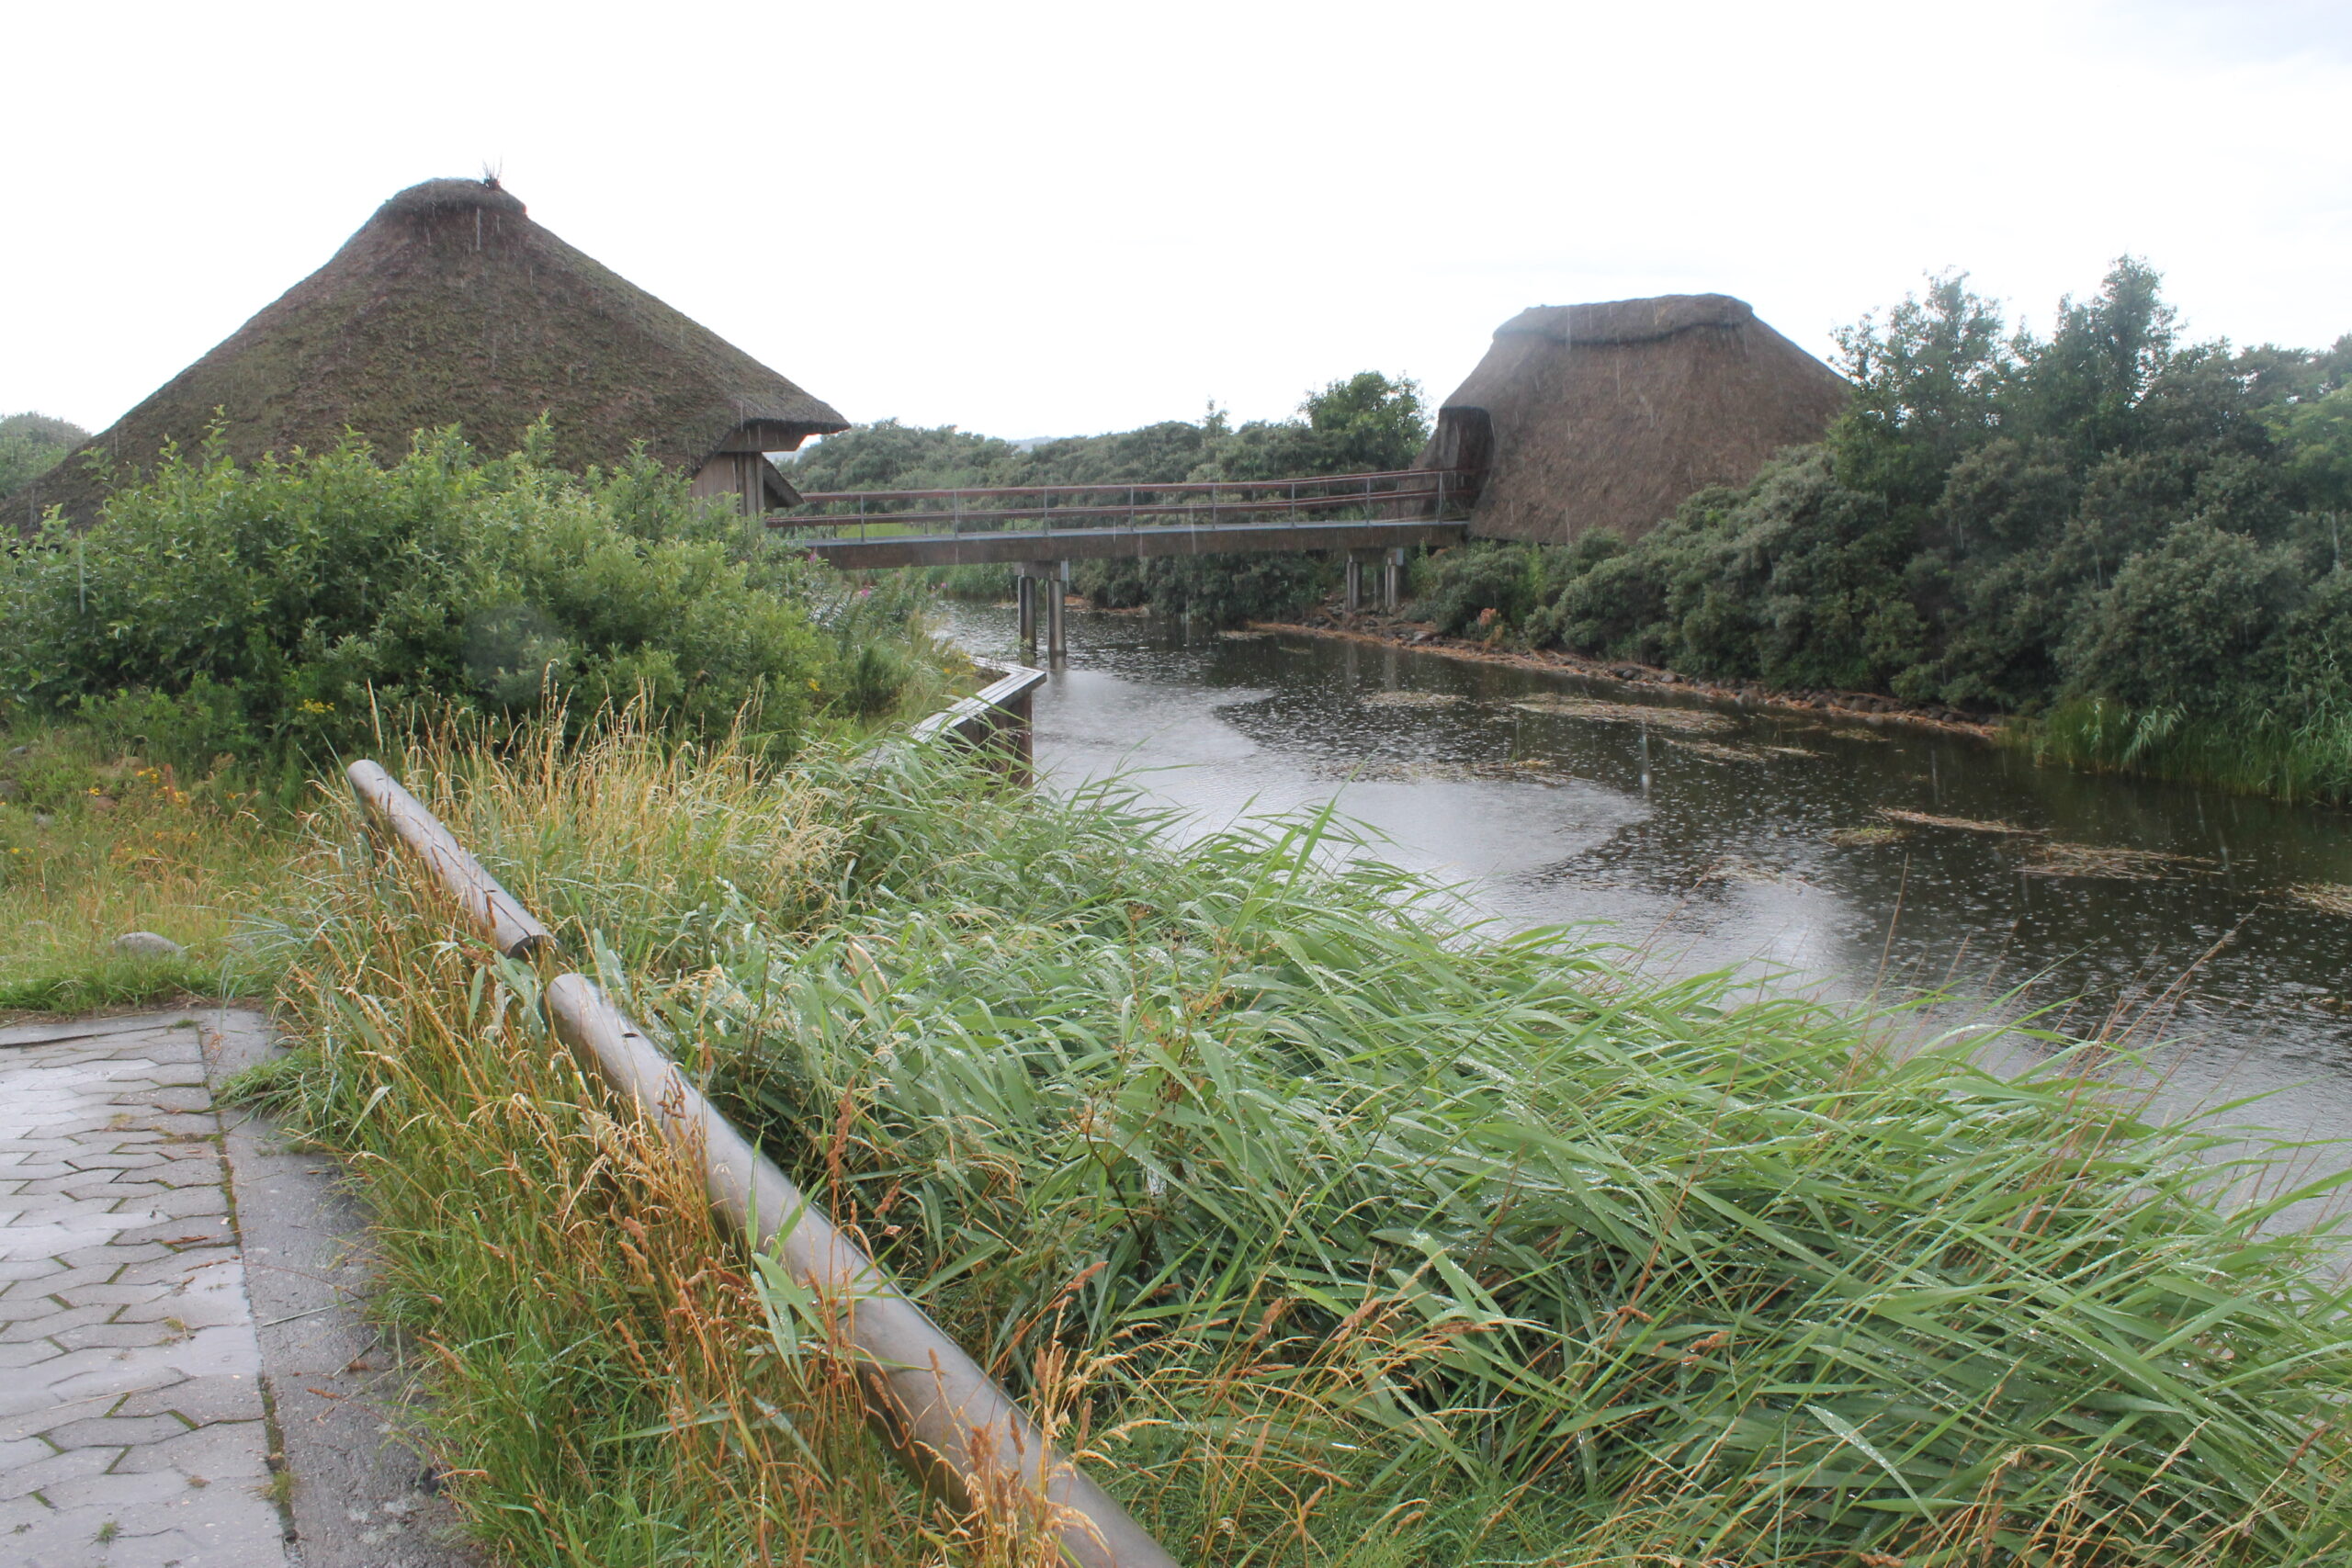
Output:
[
  {"xmin": 1426, "ymin": 294, "xmax": 1848, "ymax": 543},
  {"xmin": 11, "ymin": 178, "xmax": 846, "ymax": 527}
]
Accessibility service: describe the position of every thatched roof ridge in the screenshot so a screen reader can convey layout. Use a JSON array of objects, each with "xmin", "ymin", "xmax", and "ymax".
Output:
[
  {"xmin": 11, "ymin": 176, "xmax": 847, "ymax": 528},
  {"xmin": 1496, "ymin": 293, "xmax": 1752, "ymax": 345},
  {"xmin": 379, "ymin": 177, "xmax": 528, "ymax": 220},
  {"xmin": 1426, "ymin": 292, "xmax": 1847, "ymax": 544}
]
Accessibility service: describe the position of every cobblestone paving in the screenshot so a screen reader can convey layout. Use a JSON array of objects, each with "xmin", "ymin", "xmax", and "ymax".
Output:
[{"xmin": 0, "ymin": 1013, "xmax": 291, "ymax": 1568}]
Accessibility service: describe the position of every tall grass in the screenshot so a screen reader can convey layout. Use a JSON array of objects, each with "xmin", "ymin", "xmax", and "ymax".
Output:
[
  {"xmin": 644, "ymin": 751, "xmax": 2352, "ymax": 1565},
  {"xmin": 0, "ymin": 726, "xmax": 305, "ymax": 1012},
  {"xmin": 252, "ymin": 737, "xmax": 949, "ymax": 1565},
  {"xmin": 2024, "ymin": 696, "xmax": 2352, "ymax": 806},
  {"xmin": 287, "ymin": 716, "xmax": 2352, "ymax": 1566}
]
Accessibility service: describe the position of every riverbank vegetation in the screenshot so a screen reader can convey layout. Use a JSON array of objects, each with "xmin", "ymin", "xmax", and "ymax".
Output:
[
  {"xmin": 11, "ymin": 298, "xmax": 2352, "ymax": 1564},
  {"xmin": 11, "ymin": 423, "xmax": 2352, "ymax": 1556},
  {"xmin": 790, "ymin": 371, "xmax": 1431, "ymax": 624},
  {"xmin": 236, "ymin": 716, "xmax": 2352, "ymax": 1565},
  {"xmin": 0, "ymin": 428, "xmax": 958, "ymax": 1014},
  {"xmin": 1414, "ymin": 261, "xmax": 2352, "ymax": 801}
]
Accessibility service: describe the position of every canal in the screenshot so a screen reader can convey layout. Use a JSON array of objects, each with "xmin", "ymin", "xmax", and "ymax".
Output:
[{"xmin": 939, "ymin": 603, "xmax": 2352, "ymax": 1217}]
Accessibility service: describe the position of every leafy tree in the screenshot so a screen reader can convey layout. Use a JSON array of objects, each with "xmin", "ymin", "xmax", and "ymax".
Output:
[
  {"xmin": 1830, "ymin": 273, "xmax": 2010, "ymax": 506},
  {"xmin": 2274, "ymin": 383, "xmax": 2352, "ymax": 515},
  {"xmin": 0, "ymin": 411, "xmax": 90, "ymax": 500}
]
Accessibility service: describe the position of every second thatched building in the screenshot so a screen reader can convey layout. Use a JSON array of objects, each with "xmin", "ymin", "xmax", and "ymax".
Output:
[{"xmin": 1424, "ymin": 294, "xmax": 1848, "ymax": 544}]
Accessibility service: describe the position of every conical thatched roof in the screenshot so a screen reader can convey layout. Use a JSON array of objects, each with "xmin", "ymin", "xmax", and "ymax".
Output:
[
  {"xmin": 11, "ymin": 177, "xmax": 847, "ymax": 527},
  {"xmin": 1425, "ymin": 294, "xmax": 1847, "ymax": 544}
]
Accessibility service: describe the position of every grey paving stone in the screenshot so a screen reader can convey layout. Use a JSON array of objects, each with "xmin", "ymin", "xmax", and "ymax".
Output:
[
  {"xmin": 62, "ymin": 1151, "xmax": 169, "ymax": 1172},
  {"xmin": 39, "ymin": 1413, "xmax": 191, "ymax": 1450},
  {"xmin": 0, "ymin": 1011, "xmax": 202, "ymax": 1048},
  {"xmin": 108, "ymin": 1219, "xmax": 232, "ymax": 1251},
  {"xmin": 0, "ymin": 1337, "xmax": 66, "ymax": 1370},
  {"xmin": 110, "ymin": 1419, "xmax": 274, "ymax": 1481},
  {"xmin": 34, "ymin": 1460, "xmax": 200, "ymax": 1514},
  {"xmin": 50, "ymin": 1323, "xmax": 198, "ymax": 1352},
  {"xmin": 49, "ymin": 1282, "xmax": 170, "ymax": 1310},
  {"xmin": 34, "ymin": 1176, "xmax": 170, "ymax": 1204},
  {"xmin": 0, "ymin": 1434, "xmax": 51, "ymax": 1469},
  {"xmin": 145, "ymin": 1113, "xmax": 222, "ymax": 1138},
  {"xmin": 106, "ymin": 1518, "xmax": 290, "ymax": 1568},
  {"xmin": 53, "ymin": 1241, "xmax": 175, "ymax": 1271},
  {"xmin": 135, "ymin": 1187, "xmax": 231, "ymax": 1222},
  {"xmin": 0, "ymin": 1009, "xmax": 446, "ymax": 1568},
  {"xmin": 0, "ymin": 1440, "xmax": 120, "ymax": 1502},
  {"xmin": 117, "ymin": 1287, "xmax": 249, "ymax": 1331},
  {"xmin": 0, "ymin": 1303, "xmax": 119, "ymax": 1343},
  {"xmin": 114, "ymin": 1374, "xmax": 263, "ymax": 1427}
]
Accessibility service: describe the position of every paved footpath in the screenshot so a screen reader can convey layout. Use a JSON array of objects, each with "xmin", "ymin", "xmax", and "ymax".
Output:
[{"xmin": 0, "ymin": 1010, "xmax": 469, "ymax": 1568}]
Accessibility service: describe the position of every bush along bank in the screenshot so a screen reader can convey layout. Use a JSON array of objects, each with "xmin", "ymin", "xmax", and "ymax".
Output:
[
  {"xmin": 263, "ymin": 710, "xmax": 2352, "ymax": 1566},
  {"xmin": 0, "ymin": 425, "xmax": 960, "ymax": 1016},
  {"xmin": 0, "ymin": 422, "xmax": 965, "ymax": 773},
  {"xmin": 1409, "ymin": 260, "xmax": 2352, "ymax": 801}
]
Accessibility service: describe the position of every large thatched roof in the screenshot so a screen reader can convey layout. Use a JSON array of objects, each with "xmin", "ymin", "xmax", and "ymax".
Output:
[
  {"xmin": 11, "ymin": 177, "xmax": 847, "ymax": 527},
  {"xmin": 1425, "ymin": 294, "xmax": 1847, "ymax": 544}
]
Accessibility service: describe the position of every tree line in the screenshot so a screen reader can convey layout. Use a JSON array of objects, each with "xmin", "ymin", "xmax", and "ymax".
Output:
[{"xmin": 1415, "ymin": 261, "xmax": 2352, "ymax": 799}]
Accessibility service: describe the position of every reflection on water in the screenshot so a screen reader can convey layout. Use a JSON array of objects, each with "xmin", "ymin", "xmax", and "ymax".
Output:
[{"xmin": 941, "ymin": 604, "xmax": 2352, "ymax": 1215}]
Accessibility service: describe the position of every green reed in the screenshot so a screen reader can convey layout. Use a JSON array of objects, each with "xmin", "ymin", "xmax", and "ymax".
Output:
[
  {"xmin": 2025, "ymin": 695, "xmax": 2352, "ymax": 806},
  {"xmin": 277, "ymin": 718, "xmax": 2352, "ymax": 1564},
  {"xmin": 667, "ymin": 749, "xmax": 2352, "ymax": 1565}
]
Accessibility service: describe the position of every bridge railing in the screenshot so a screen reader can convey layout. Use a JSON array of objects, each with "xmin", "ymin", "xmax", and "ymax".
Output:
[{"xmin": 766, "ymin": 468, "xmax": 1477, "ymax": 541}]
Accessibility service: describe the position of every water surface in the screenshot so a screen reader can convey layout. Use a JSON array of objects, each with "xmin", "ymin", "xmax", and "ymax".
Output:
[{"xmin": 942, "ymin": 604, "xmax": 2352, "ymax": 1213}]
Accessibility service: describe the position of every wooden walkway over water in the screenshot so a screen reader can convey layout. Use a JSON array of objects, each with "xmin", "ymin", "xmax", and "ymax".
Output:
[
  {"xmin": 767, "ymin": 468, "xmax": 1475, "ymax": 658},
  {"xmin": 765, "ymin": 468, "xmax": 1473, "ymax": 569},
  {"xmin": 768, "ymin": 468, "xmax": 1475, "ymax": 657}
]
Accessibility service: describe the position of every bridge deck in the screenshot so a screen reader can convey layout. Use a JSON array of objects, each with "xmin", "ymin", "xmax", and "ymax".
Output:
[
  {"xmin": 767, "ymin": 467, "xmax": 1474, "ymax": 569},
  {"xmin": 783, "ymin": 516, "xmax": 1466, "ymax": 570}
]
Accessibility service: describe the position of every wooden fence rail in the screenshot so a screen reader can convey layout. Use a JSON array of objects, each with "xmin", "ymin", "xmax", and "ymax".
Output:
[{"xmin": 346, "ymin": 698, "xmax": 1176, "ymax": 1568}]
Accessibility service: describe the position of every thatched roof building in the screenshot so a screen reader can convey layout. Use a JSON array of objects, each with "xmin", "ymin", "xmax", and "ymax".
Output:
[
  {"xmin": 1424, "ymin": 294, "xmax": 1847, "ymax": 544},
  {"xmin": 10, "ymin": 177, "xmax": 846, "ymax": 528}
]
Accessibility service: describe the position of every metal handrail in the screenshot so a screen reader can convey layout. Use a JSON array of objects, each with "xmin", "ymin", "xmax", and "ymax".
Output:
[
  {"xmin": 769, "ymin": 485, "xmax": 1453, "ymax": 535},
  {"xmin": 786, "ymin": 467, "xmax": 1467, "ymax": 506}
]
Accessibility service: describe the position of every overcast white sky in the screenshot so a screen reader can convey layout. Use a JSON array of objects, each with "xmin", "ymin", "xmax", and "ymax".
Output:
[{"xmin": 6, "ymin": 0, "xmax": 2346, "ymax": 444}]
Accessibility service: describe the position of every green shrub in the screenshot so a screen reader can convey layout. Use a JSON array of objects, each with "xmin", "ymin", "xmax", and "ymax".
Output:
[
  {"xmin": 1074, "ymin": 551, "xmax": 1335, "ymax": 626},
  {"xmin": 0, "ymin": 411, "xmax": 87, "ymax": 499},
  {"xmin": 1, "ymin": 426, "xmax": 821, "ymax": 767},
  {"xmin": 1411, "ymin": 539, "xmax": 1557, "ymax": 635}
]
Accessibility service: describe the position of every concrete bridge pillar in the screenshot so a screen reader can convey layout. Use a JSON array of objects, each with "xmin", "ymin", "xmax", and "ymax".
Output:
[
  {"xmin": 1015, "ymin": 560, "xmax": 1069, "ymax": 663},
  {"xmin": 1346, "ymin": 547, "xmax": 1403, "ymax": 615}
]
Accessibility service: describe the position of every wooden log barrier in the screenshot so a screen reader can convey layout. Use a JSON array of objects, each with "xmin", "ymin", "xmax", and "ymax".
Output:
[
  {"xmin": 347, "ymin": 760, "xmax": 1176, "ymax": 1568},
  {"xmin": 541, "ymin": 976, "xmax": 1176, "ymax": 1568},
  {"xmin": 345, "ymin": 761, "xmax": 553, "ymax": 959}
]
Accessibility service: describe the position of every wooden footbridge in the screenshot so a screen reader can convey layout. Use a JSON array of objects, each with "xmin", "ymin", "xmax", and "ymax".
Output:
[{"xmin": 766, "ymin": 467, "xmax": 1474, "ymax": 659}]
